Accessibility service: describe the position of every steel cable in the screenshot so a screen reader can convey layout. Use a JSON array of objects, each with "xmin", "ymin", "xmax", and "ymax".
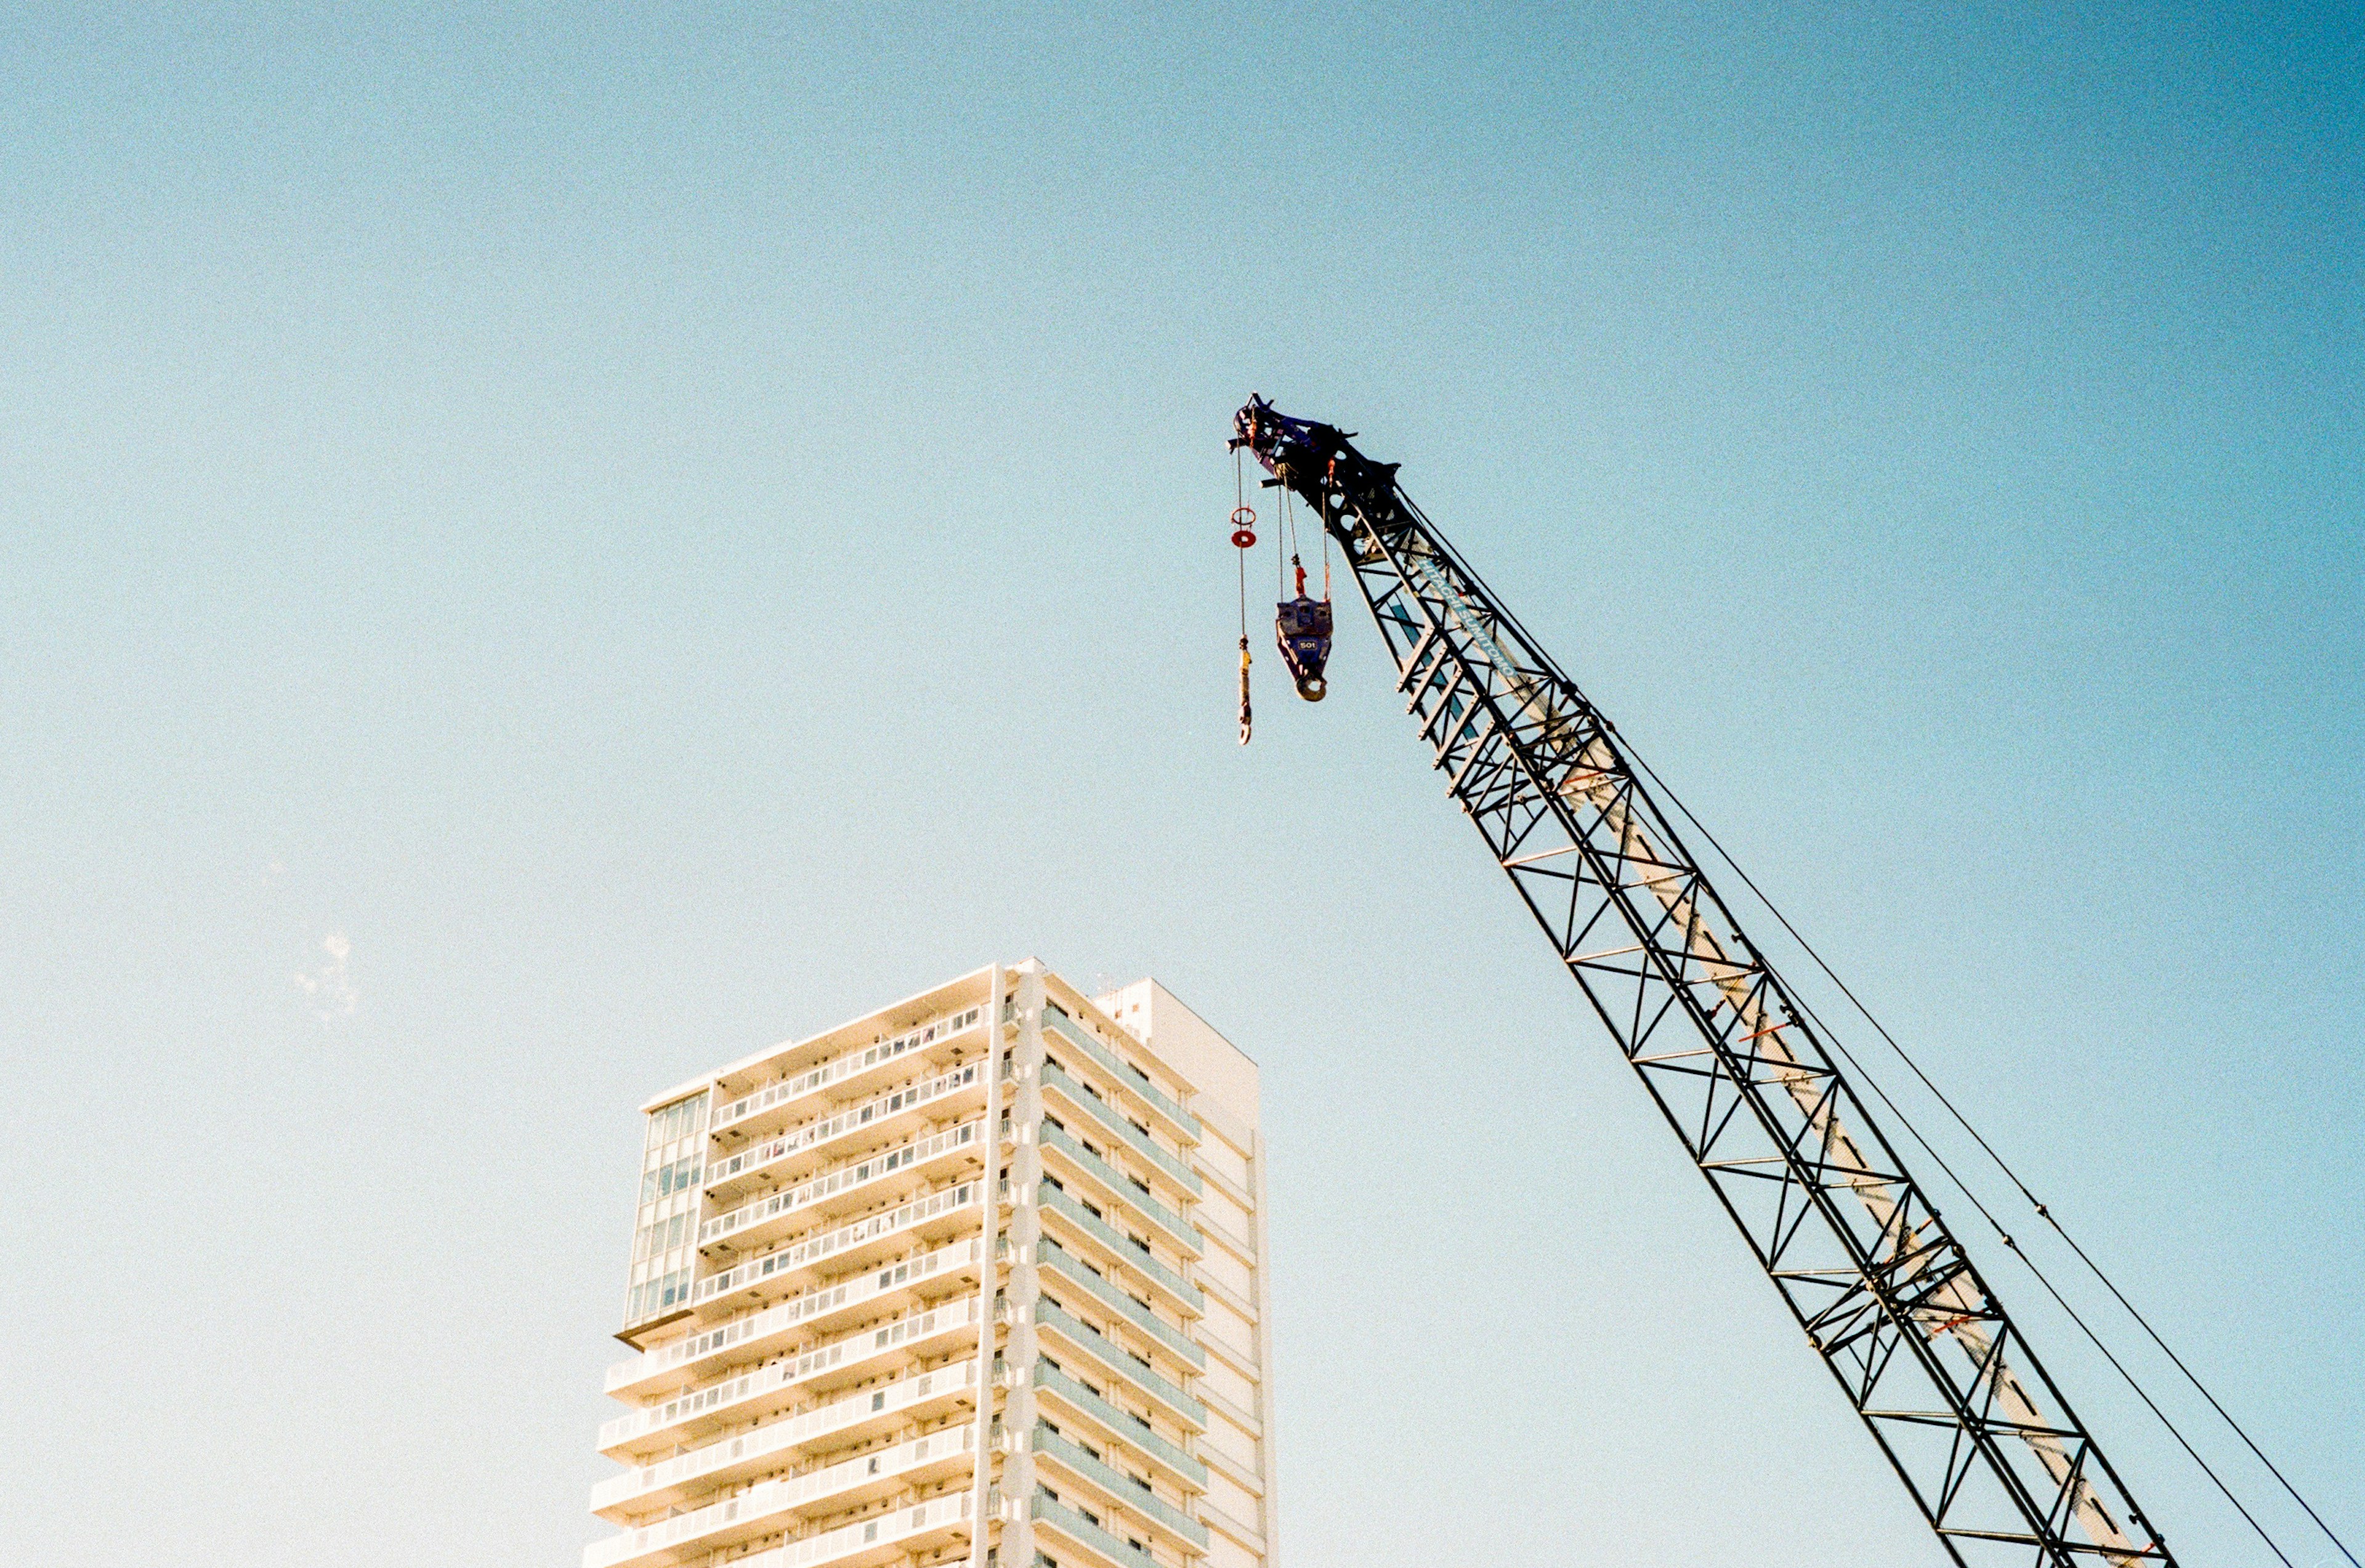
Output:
[{"xmin": 1619, "ymin": 742, "xmax": 2348, "ymax": 1568}]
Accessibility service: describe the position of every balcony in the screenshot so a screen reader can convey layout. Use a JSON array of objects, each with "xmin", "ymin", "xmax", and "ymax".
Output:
[
  {"xmin": 714, "ymin": 1004, "xmax": 989, "ymax": 1136},
  {"xmin": 592, "ymin": 1357, "xmax": 980, "ymax": 1516},
  {"xmin": 1038, "ymin": 1240, "xmax": 1204, "ymax": 1372},
  {"xmin": 1041, "ymin": 1005, "xmax": 1198, "ymax": 1142},
  {"xmin": 1037, "ymin": 1187, "xmax": 1200, "ymax": 1320},
  {"xmin": 607, "ymin": 1238, "xmax": 984, "ymax": 1400},
  {"xmin": 693, "ymin": 1182, "xmax": 981, "ymax": 1317},
  {"xmin": 703, "ymin": 1121, "xmax": 984, "ymax": 1253},
  {"xmin": 1030, "ymin": 1360, "xmax": 1206, "ymax": 1491},
  {"xmin": 584, "ymin": 1425, "xmax": 976, "ymax": 1568},
  {"xmin": 602, "ymin": 1294, "xmax": 982, "ymax": 1457},
  {"xmin": 708, "ymin": 1064, "xmax": 984, "ymax": 1202},
  {"xmin": 1032, "ymin": 1301, "xmax": 1203, "ymax": 1433},
  {"xmin": 1032, "ymin": 1425, "xmax": 1209, "ymax": 1551},
  {"xmin": 729, "ymin": 1492, "xmax": 975, "ymax": 1568},
  {"xmin": 1038, "ymin": 1125, "xmax": 1200, "ymax": 1260},
  {"xmin": 1040, "ymin": 1065, "xmax": 1200, "ymax": 1197},
  {"xmin": 1030, "ymin": 1493, "xmax": 1170, "ymax": 1568}
]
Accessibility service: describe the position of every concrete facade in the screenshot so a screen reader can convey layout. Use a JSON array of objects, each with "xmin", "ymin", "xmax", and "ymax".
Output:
[{"xmin": 590, "ymin": 962, "xmax": 1279, "ymax": 1568}]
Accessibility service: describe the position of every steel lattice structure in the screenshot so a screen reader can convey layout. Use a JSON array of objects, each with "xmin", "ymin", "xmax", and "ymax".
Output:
[{"xmin": 1231, "ymin": 397, "xmax": 2177, "ymax": 1568}]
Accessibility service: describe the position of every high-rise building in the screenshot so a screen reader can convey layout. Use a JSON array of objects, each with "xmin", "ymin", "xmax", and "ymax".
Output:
[{"xmin": 589, "ymin": 961, "xmax": 1280, "ymax": 1568}]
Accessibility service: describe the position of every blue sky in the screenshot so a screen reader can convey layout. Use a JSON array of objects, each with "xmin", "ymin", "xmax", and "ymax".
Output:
[{"xmin": 2, "ymin": 6, "xmax": 2358, "ymax": 1566}]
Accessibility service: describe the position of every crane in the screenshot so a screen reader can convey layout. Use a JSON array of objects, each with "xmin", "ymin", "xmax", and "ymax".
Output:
[{"xmin": 1228, "ymin": 395, "xmax": 2175, "ymax": 1568}]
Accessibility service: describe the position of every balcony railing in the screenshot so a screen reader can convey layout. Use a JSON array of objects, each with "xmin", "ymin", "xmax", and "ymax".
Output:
[
  {"xmin": 715, "ymin": 1004, "xmax": 988, "ymax": 1131},
  {"xmin": 602, "ymin": 1294, "xmax": 982, "ymax": 1449},
  {"xmin": 1037, "ymin": 1187, "xmax": 1201, "ymax": 1313},
  {"xmin": 710, "ymin": 1065, "xmax": 982, "ymax": 1189},
  {"xmin": 1040, "ymin": 1065, "xmax": 1200, "ymax": 1195},
  {"xmin": 607, "ymin": 1238, "xmax": 982, "ymax": 1395},
  {"xmin": 593, "ymin": 1357, "xmax": 980, "ymax": 1512},
  {"xmin": 1041, "ymin": 1005, "xmax": 1197, "ymax": 1138},
  {"xmin": 1033, "ymin": 1301, "xmax": 1203, "ymax": 1431},
  {"xmin": 1038, "ymin": 1124, "xmax": 1200, "ymax": 1258},
  {"xmin": 584, "ymin": 1426, "xmax": 975, "ymax": 1568},
  {"xmin": 703, "ymin": 1121, "xmax": 981, "ymax": 1246},
  {"xmin": 1032, "ymin": 1426, "xmax": 1209, "ymax": 1550},
  {"xmin": 726, "ymin": 1492, "xmax": 975, "ymax": 1568},
  {"xmin": 1038, "ymin": 1240, "xmax": 1205, "ymax": 1371},
  {"xmin": 1030, "ymin": 1360, "xmax": 1206, "ymax": 1487},
  {"xmin": 696, "ymin": 1182, "xmax": 979, "ymax": 1306},
  {"xmin": 1031, "ymin": 1493, "xmax": 1165, "ymax": 1568}
]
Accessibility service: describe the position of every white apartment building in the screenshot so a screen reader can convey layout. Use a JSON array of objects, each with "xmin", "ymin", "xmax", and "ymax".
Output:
[{"xmin": 591, "ymin": 961, "xmax": 1279, "ymax": 1568}]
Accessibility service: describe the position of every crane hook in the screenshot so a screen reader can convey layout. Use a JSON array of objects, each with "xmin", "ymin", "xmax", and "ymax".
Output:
[
  {"xmin": 1238, "ymin": 636, "xmax": 1252, "ymax": 744},
  {"xmin": 1275, "ymin": 553, "xmax": 1333, "ymax": 702}
]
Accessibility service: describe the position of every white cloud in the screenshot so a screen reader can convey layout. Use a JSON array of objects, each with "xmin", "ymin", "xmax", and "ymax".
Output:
[{"xmin": 294, "ymin": 931, "xmax": 358, "ymax": 1023}]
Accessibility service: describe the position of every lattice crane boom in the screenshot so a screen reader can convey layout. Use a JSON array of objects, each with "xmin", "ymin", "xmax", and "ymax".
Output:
[{"xmin": 1229, "ymin": 396, "xmax": 2176, "ymax": 1568}]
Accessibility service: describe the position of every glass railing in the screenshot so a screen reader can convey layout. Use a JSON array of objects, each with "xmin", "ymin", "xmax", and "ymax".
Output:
[
  {"xmin": 1041, "ymin": 1006, "xmax": 1197, "ymax": 1137},
  {"xmin": 1038, "ymin": 1123, "xmax": 1200, "ymax": 1256},
  {"xmin": 1033, "ymin": 1301, "xmax": 1203, "ymax": 1428},
  {"xmin": 710, "ymin": 1064, "xmax": 982, "ymax": 1187},
  {"xmin": 1032, "ymin": 1426, "xmax": 1209, "ymax": 1549},
  {"xmin": 719, "ymin": 1492, "xmax": 974, "ymax": 1568},
  {"xmin": 607, "ymin": 1238, "xmax": 982, "ymax": 1393},
  {"xmin": 695, "ymin": 1181, "xmax": 980, "ymax": 1305},
  {"xmin": 1040, "ymin": 1065, "xmax": 1200, "ymax": 1195},
  {"xmin": 715, "ymin": 1004, "xmax": 988, "ymax": 1130},
  {"xmin": 584, "ymin": 1425, "xmax": 975, "ymax": 1568},
  {"xmin": 602, "ymin": 1293, "xmax": 983, "ymax": 1448},
  {"xmin": 703, "ymin": 1121, "xmax": 981, "ymax": 1245},
  {"xmin": 593, "ymin": 1358, "xmax": 980, "ymax": 1509},
  {"xmin": 1037, "ymin": 1187, "xmax": 1201, "ymax": 1311},
  {"xmin": 1030, "ymin": 1360, "xmax": 1205, "ymax": 1486},
  {"xmin": 1031, "ymin": 1493, "xmax": 1162, "ymax": 1568},
  {"xmin": 1039, "ymin": 1239, "xmax": 1205, "ymax": 1370}
]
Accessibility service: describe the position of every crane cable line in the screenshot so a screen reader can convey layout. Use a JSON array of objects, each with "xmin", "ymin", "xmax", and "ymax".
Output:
[
  {"xmin": 1234, "ymin": 450, "xmax": 1253, "ymax": 745},
  {"xmin": 1620, "ymin": 744, "xmax": 2356, "ymax": 1568},
  {"xmin": 1635, "ymin": 778, "xmax": 2293, "ymax": 1564}
]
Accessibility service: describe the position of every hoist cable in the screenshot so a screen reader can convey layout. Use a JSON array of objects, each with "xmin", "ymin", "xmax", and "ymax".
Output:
[
  {"xmin": 1236, "ymin": 450, "xmax": 1250, "ymax": 634},
  {"xmin": 1280, "ymin": 487, "xmax": 1298, "ymax": 598},
  {"xmin": 1235, "ymin": 450, "xmax": 1251, "ymax": 744},
  {"xmin": 1618, "ymin": 742, "xmax": 2334, "ymax": 1567},
  {"xmin": 1798, "ymin": 978, "xmax": 2294, "ymax": 1565},
  {"xmin": 1319, "ymin": 486, "xmax": 1333, "ymax": 598}
]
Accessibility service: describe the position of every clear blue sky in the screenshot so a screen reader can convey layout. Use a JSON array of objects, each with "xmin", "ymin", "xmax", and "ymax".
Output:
[{"xmin": 2, "ymin": 6, "xmax": 2357, "ymax": 1566}]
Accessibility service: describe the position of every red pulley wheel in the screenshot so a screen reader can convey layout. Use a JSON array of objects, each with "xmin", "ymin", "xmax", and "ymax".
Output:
[{"xmin": 1231, "ymin": 506, "xmax": 1256, "ymax": 549}]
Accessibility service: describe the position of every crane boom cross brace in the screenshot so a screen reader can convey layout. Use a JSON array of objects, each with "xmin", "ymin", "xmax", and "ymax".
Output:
[{"xmin": 1225, "ymin": 394, "xmax": 2173, "ymax": 1568}]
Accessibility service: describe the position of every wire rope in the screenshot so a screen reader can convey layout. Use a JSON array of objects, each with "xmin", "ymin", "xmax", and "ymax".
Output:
[
  {"xmin": 1235, "ymin": 450, "xmax": 1251, "ymax": 743},
  {"xmin": 1617, "ymin": 742, "xmax": 2340, "ymax": 1567}
]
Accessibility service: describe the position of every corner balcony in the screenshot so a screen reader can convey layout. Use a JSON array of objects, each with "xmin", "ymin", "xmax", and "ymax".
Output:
[
  {"xmin": 714, "ymin": 1003, "xmax": 990, "ymax": 1139},
  {"xmin": 601, "ymin": 1294, "xmax": 983, "ymax": 1458},
  {"xmin": 584, "ymin": 1425, "xmax": 976, "ymax": 1568},
  {"xmin": 1029, "ymin": 1360, "xmax": 1204, "ymax": 1495},
  {"xmin": 703, "ymin": 1121, "xmax": 985, "ymax": 1257},
  {"xmin": 693, "ymin": 1181, "xmax": 982, "ymax": 1321},
  {"xmin": 593, "ymin": 1357, "xmax": 981, "ymax": 1519},
  {"xmin": 1032, "ymin": 1491, "xmax": 1179, "ymax": 1568},
  {"xmin": 1038, "ymin": 1125, "xmax": 1200, "ymax": 1261},
  {"xmin": 607, "ymin": 1238, "xmax": 984, "ymax": 1401},
  {"xmin": 1032, "ymin": 1425, "xmax": 1209, "ymax": 1553},
  {"xmin": 1040, "ymin": 1065, "xmax": 1200, "ymax": 1197},
  {"xmin": 1032, "ymin": 1300, "xmax": 1204, "ymax": 1434},
  {"xmin": 1037, "ymin": 1240, "xmax": 1203, "ymax": 1374},
  {"xmin": 707, "ymin": 1064, "xmax": 985, "ymax": 1205},
  {"xmin": 1036, "ymin": 1186, "xmax": 1201, "ymax": 1322},
  {"xmin": 729, "ymin": 1492, "xmax": 975, "ymax": 1568},
  {"xmin": 1040, "ymin": 1004, "xmax": 1198, "ymax": 1144}
]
